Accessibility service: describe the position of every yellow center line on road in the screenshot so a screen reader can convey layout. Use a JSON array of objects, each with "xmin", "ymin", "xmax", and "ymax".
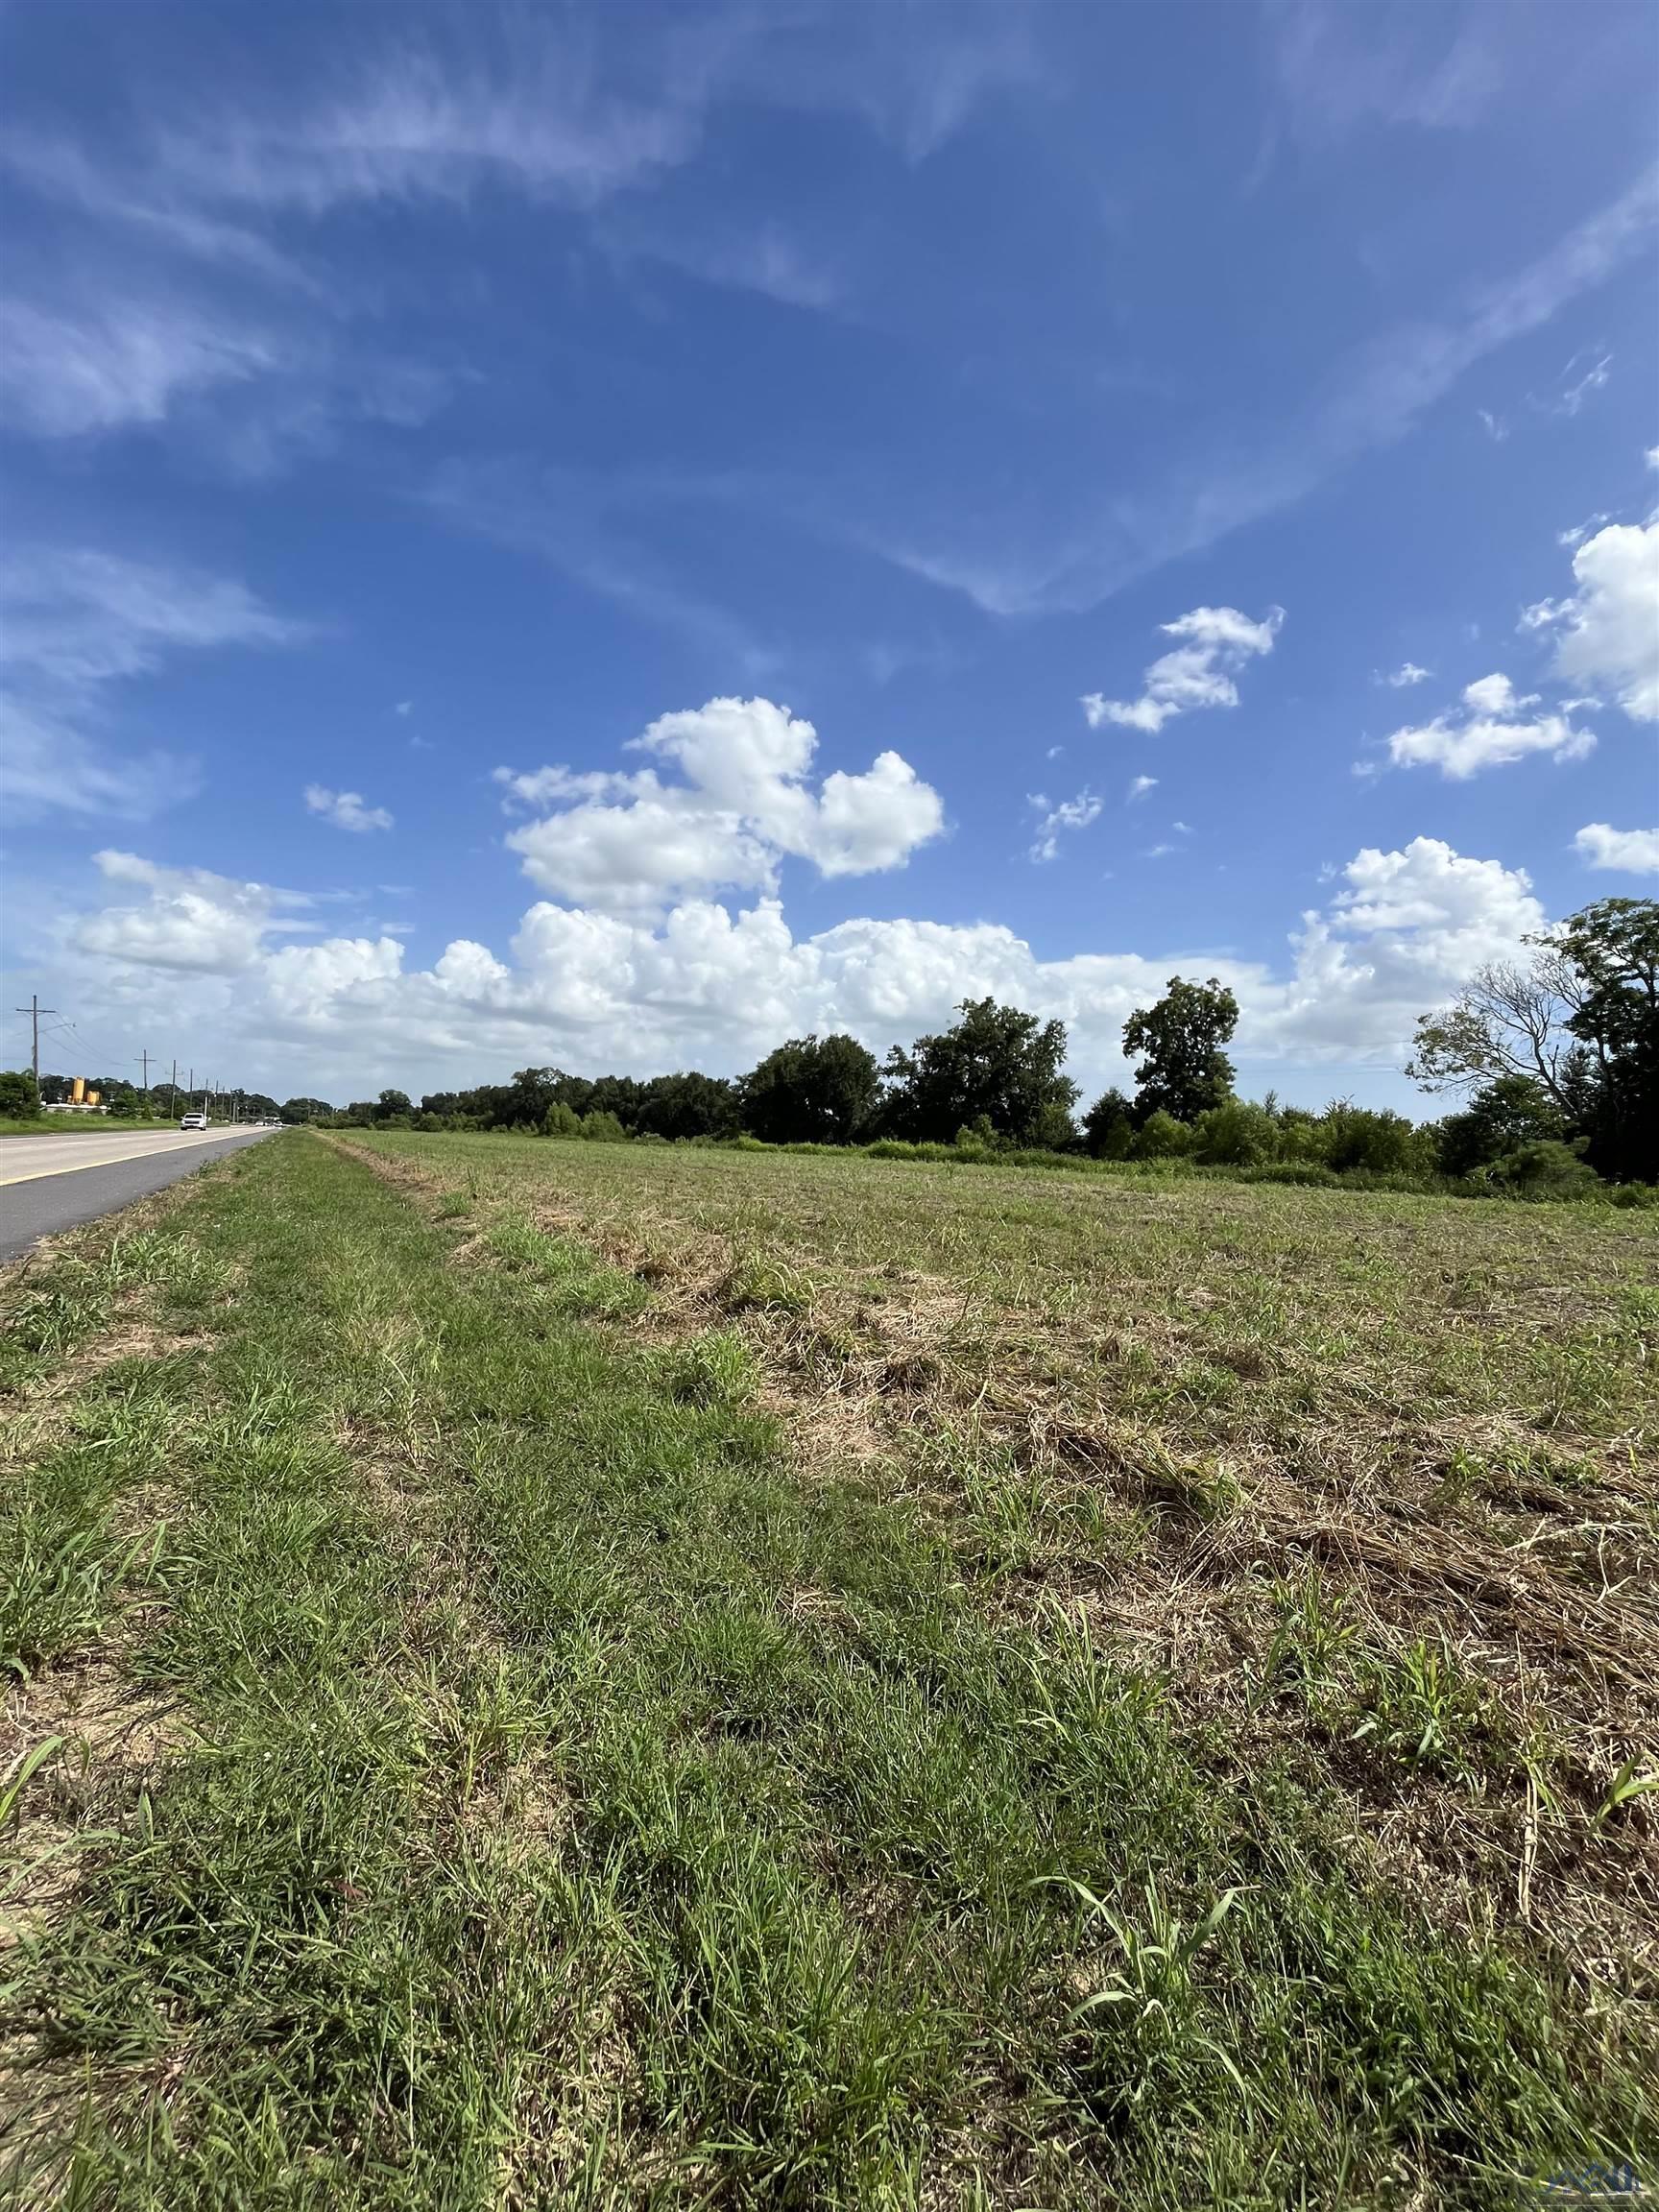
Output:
[{"xmin": 0, "ymin": 1133, "xmax": 258, "ymax": 1188}]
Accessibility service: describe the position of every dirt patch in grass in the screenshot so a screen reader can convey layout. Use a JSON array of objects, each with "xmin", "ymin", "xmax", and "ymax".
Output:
[{"xmin": 0, "ymin": 1647, "xmax": 187, "ymax": 2202}]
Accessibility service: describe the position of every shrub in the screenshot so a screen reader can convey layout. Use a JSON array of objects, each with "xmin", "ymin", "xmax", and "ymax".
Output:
[
  {"xmin": 1487, "ymin": 1140, "xmax": 1601, "ymax": 1201},
  {"xmin": 952, "ymin": 1115, "xmax": 1003, "ymax": 1161},
  {"xmin": 1134, "ymin": 1110, "xmax": 1191, "ymax": 1161},
  {"xmin": 541, "ymin": 1102, "xmax": 583, "ymax": 1139},
  {"xmin": 1610, "ymin": 1183, "xmax": 1659, "ymax": 1211},
  {"xmin": 580, "ymin": 1110, "xmax": 630, "ymax": 1142},
  {"xmin": 1318, "ymin": 1103, "xmax": 1430, "ymax": 1177},
  {"xmin": 1190, "ymin": 1097, "xmax": 1276, "ymax": 1167}
]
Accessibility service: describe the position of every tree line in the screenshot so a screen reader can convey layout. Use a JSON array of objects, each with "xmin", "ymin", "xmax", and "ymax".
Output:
[
  {"xmin": 0, "ymin": 1073, "xmax": 283, "ymax": 1121},
  {"xmin": 315, "ymin": 898, "xmax": 1657, "ymax": 1195},
  {"xmin": 8, "ymin": 897, "xmax": 1648, "ymax": 1194}
]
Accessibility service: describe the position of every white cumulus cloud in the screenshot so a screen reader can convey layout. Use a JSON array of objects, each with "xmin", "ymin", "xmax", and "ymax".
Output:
[
  {"xmin": 1521, "ymin": 519, "xmax": 1659, "ymax": 722},
  {"xmin": 1082, "ymin": 606, "xmax": 1283, "ymax": 733},
  {"xmin": 304, "ymin": 785, "xmax": 394, "ymax": 833},
  {"xmin": 56, "ymin": 826, "xmax": 1547, "ymax": 1104},
  {"xmin": 73, "ymin": 851, "xmax": 312, "ymax": 974},
  {"xmin": 497, "ymin": 696, "xmax": 943, "ymax": 915},
  {"xmin": 1263, "ymin": 838, "xmax": 1547, "ymax": 1065},
  {"xmin": 1380, "ymin": 661, "xmax": 1431, "ymax": 687},
  {"xmin": 1574, "ymin": 823, "xmax": 1659, "ymax": 874},
  {"xmin": 1383, "ymin": 671, "xmax": 1595, "ymax": 779}
]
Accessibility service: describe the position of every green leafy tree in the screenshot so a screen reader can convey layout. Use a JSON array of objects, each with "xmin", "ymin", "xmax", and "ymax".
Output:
[
  {"xmin": 1409, "ymin": 898, "xmax": 1658, "ymax": 1181},
  {"xmin": 1122, "ymin": 977, "xmax": 1238, "ymax": 1123},
  {"xmin": 373, "ymin": 1089, "xmax": 414, "ymax": 1123},
  {"xmin": 1408, "ymin": 953, "xmax": 1581, "ymax": 1109},
  {"xmin": 0, "ymin": 1069, "xmax": 40, "ymax": 1118},
  {"xmin": 1436, "ymin": 1075, "xmax": 1563, "ymax": 1179},
  {"xmin": 585, "ymin": 1075, "xmax": 644, "ymax": 1130},
  {"xmin": 1553, "ymin": 898, "xmax": 1659, "ymax": 1183},
  {"xmin": 502, "ymin": 1069, "xmax": 555, "ymax": 1123},
  {"xmin": 541, "ymin": 1101, "xmax": 583, "ymax": 1139},
  {"xmin": 1081, "ymin": 1086, "xmax": 1135, "ymax": 1159},
  {"xmin": 282, "ymin": 1096, "xmax": 335, "ymax": 1123},
  {"xmin": 738, "ymin": 1033, "xmax": 880, "ymax": 1145},
  {"xmin": 636, "ymin": 1071, "xmax": 739, "ymax": 1142},
  {"xmin": 881, "ymin": 998, "xmax": 1078, "ymax": 1146}
]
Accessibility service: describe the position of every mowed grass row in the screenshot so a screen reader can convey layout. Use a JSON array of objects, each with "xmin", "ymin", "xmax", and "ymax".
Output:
[
  {"xmin": 349, "ymin": 1135, "xmax": 1659, "ymax": 1906},
  {"xmin": 352, "ymin": 1131, "xmax": 1659, "ymax": 1455},
  {"xmin": 1, "ymin": 1134, "xmax": 1652, "ymax": 2208}
]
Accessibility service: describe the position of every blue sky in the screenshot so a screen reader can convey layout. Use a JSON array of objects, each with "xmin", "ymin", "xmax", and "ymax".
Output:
[{"xmin": 2, "ymin": 0, "xmax": 1655, "ymax": 1109}]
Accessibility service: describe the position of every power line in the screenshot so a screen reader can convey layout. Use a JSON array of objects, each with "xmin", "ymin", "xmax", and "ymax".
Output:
[{"xmin": 37, "ymin": 1019, "xmax": 142, "ymax": 1072}]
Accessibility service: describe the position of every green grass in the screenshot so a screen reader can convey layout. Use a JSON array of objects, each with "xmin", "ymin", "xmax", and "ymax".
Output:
[
  {"xmin": 2, "ymin": 1133, "xmax": 1654, "ymax": 2207},
  {"xmin": 0, "ymin": 1119, "xmax": 115, "ymax": 1140}
]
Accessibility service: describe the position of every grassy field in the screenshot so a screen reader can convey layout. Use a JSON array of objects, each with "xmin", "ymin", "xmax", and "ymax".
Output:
[
  {"xmin": 0, "ymin": 1122, "xmax": 124, "ymax": 1142},
  {"xmin": 2, "ymin": 1129, "xmax": 1654, "ymax": 2207}
]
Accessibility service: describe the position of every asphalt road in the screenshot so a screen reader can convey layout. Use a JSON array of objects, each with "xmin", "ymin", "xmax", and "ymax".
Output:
[{"xmin": 0, "ymin": 1127, "xmax": 276, "ymax": 1266}]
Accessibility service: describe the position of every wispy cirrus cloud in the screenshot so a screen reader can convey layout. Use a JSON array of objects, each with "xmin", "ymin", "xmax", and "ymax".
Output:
[
  {"xmin": 1263, "ymin": 0, "xmax": 1499, "ymax": 139},
  {"xmin": 866, "ymin": 167, "xmax": 1659, "ymax": 616},
  {"xmin": 0, "ymin": 549, "xmax": 302, "ymax": 691},
  {"xmin": 1551, "ymin": 347, "xmax": 1613, "ymax": 418},
  {"xmin": 1026, "ymin": 788, "xmax": 1102, "ymax": 863},
  {"xmin": 0, "ymin": 548, "xmax": 305, "ymax": 823},
  {"xmin": 0, "ymin": 289, "xmax": 281, "ymax": 439},
  {"xmin": 421, "ymin": 456, "xmax": 786, "ymax": 676},
  {"xmin": 0, "ymin": 22, "xmax": 706, "ymax": 461},
  {"xmin": 596, "ymin": 214, "xmax": 845, "ymax": 313}
]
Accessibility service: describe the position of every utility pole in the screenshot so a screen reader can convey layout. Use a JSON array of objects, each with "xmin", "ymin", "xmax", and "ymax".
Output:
[
  {"xmin": 140, "ymin": 1048, "xmax": 150, "ymax": 1114},
  {"xmin": 13, "ymin": 995, "xmax": 58, "ymax": 1088}
]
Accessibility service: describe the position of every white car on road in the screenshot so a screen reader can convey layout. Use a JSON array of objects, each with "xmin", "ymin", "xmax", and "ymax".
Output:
[{"xmin": 180, "ymin": 1112, "xmax": 209, "ymax": 1131}]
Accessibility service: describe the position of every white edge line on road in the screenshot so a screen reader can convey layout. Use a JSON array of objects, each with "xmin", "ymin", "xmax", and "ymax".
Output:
[{"xmin": 0, "ymin": 1133, "xmax": 263, "ymax": 1189}]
